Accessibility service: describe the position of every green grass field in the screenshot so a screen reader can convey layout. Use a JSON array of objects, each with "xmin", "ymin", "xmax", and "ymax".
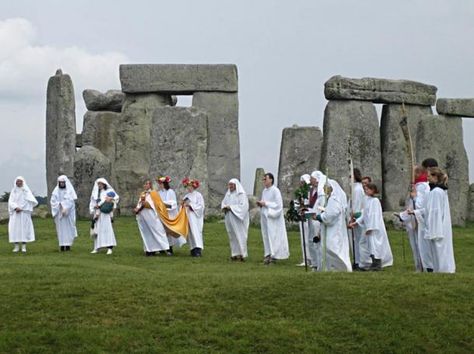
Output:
[{"xmin": 0, "ymin": 217, "xmax": 473, "ymax": 353}]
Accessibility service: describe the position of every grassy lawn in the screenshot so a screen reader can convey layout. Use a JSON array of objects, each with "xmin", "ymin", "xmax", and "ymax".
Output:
[{"xmin": 0, "ymin": 217, "xmax": 473, "ymax": 353}]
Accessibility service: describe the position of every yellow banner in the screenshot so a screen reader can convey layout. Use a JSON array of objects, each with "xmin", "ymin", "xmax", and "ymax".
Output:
[{"xmin": 149, "ymin": 190, "xmax": 189, "ymax": 238}]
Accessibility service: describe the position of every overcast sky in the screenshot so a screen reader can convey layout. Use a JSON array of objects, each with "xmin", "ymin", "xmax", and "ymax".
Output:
[{"xmin": 1, "ymin": 0, "xmax": 474, "ymax": 196}]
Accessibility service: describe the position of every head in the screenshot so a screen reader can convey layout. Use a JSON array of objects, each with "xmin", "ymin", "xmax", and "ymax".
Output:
[
  {"xmin": 364, "ymin": 183, "xmax": 379, "ymax": 197},
  {"xmin": 15, "ymin": 178, "xmax": 23, "ymax": 188},
  {"xmin": 361, "ymin": 176, "xmax": 372, "ymax": 187},
  {"xmin": 263, "ymin": 173, "xmax": 274, "ymax": 188},
  {"xmin": 182, "ymin": 178, "xmax": 199, "ymax": 192},
  {"xmin": 98, "ymin": 182, "xmax": 107, "ymax": 190},
  {"xmin": 414, "ymin": 165, "xmax": 424, "ymax": 179},
  {"xmin": 422, "ymin": 158, "xmax": 438, "ymax": 171},
  {"xmin": 353, "ymin": 168, "xmax": 362, "ymax": 183},
  {"xmin": 58, "ymin": 176, "xmax": 66, "ymax": 189},
  {"xmin": 156, "ymin": 176, "xmax": 171, "ymax": 190},
  {"xmin": 144, "ymin": 180, "xmax": 153, "ymax": 191},
  {"xmin": 310, "ymin": 171, "xmax": 321, "ymax": 187},
  {"xmin": 228, "ymin": 181, "xmax": 236, "ymax": 192},
  {"xmin": 428, "ymin": 167, "xmax": 448, "ymax": 186},
  {"xmin": 300, "ymin": 174, "xmax": 310, "ymax": 187}
]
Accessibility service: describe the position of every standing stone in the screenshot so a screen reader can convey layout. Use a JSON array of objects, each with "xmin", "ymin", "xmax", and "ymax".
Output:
[
  {"xmin": 320, "ymin": 100, "xmax": 381, "ymax": 193},
  {"xmin": 277, "ymin": 125, "xmax": 322, "ymax": 204},
  {"xmin": 150, "ymin": 107, "xmax": 209, "ymax": 204},
  {"xmin": 469, "ymin": 184, "xmax": 474, "ymax": 222},
  {"xmin": 192, "ymin": 92, "xmax": 240, "ymax": 212},
  {"xmin": 380, "ymin": 104, "xmax": 433, "ymax": 210},
  {"xmin": 324, "ymin": 76, "xmax": 437, "ymax": 106},
  {"xmin": 120, "ymin": 64, "xmax": 238, "ymax": 94},
  {"xmin": 253, "ymin": 168, "xmax": 265, "ymax": 198},
  {"xmin": 46, "ymin": 69, "xmax": 76, "ymax": 199},
  {"xmin": 114, "ymin": 93, "xmax": 173, "ymax": 213},
  {"xmin": 416, "ymin": 114, "xmax": 469, "ymax": 226},
  {"xmin": 82, "ymin": 111, "xmax": 121, "ymax": 164},
  {"xmin": 73, "ymin": 146, "xmax": 112, "ymax": 218}
]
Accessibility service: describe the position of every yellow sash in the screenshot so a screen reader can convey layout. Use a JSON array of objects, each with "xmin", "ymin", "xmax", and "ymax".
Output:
[{"xmin": 149, "ymin": 190, "xmax": 189, "ymax": 239}]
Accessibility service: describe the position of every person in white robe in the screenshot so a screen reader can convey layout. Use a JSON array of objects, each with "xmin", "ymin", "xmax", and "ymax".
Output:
[
  {"xmin": 314, "ymin": 179, "xmax": 352, "ymax": 272},
  {"xmin": 349, "ymin": 168, "xmax": 367, "ymax": 270},
  {"xmin": 133, "ymin": 180, "xmax": 170, "ymax": 256},
  {"xmin": 257, "ymin": 172, "xmax": 289, "ymax": 265},
  {"xmin": 89, "ymin": 178, "xmax": 119, "ymax": 255},
  {"xmin": 50, "ymin": 175, "xmax": 78, "ymax": 251},
  {"xmin": 295, "ymin": 174, "xmax": 312, "ymax": 267},
  {"xmin": 157, "ymin": 176, "xmax": 186, "ymax": 251},
  {"xmin": 8, "ymin": 176, "xmax": 38, "ymax": 253},
  {"xmin": 351, "ymin": 183, "xmax": 393, "ymax": 271},
  {"xmin": 413, "ymin": 167, "xmax": 455, "ymax": 273},
  {"xmin": 221, "ymin": 178, "xmax": 249, "ymax": 261},
  {"xmin": 400, "ymin": 166, "xmax": 432, "ymax": 272},
  {"xmin": 182, "ymin": 178, "xmax": 205, "ymax": 257}
]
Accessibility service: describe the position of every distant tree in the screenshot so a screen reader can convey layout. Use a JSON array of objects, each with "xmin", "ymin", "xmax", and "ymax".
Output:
[{"xmin": 1, "ymin": 192, "xmax": 10, "ymax": 202}]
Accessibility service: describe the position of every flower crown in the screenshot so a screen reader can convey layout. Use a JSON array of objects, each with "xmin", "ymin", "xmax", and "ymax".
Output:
[
  {"xmin": 182, "ymin": 177, "xmax": 200, "ymax": 189},
  {"xmin": 157, "ymin": 176, "xmax": 171, "ymax": 183}
]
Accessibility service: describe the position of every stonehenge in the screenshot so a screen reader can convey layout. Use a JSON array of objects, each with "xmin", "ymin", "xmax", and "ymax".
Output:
[
  {"xmin": 45, "ymin": 65, "xmax": 239, "ymax": 217},
  {"xmin": 45, "ymin": 68, "xmax": 472, "ymax": 225}
]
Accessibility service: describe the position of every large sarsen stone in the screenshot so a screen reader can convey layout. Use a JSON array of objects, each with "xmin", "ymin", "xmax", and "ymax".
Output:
[
  {"xmin": 436, "ymin": 98, "xmax": 474, "ymax": 117},
  {"xmin": 83, "ymin": 89, "xmax": 124, "ymax": 112}
]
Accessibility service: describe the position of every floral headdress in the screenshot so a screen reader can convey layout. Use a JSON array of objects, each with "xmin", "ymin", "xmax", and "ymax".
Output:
[
  {"xmin": 157, "ymin": 176, "xmax": 172, "ymax": 183},
  {"xmin": 182, "ymin": 177, "xmax": 200, "ymax": 189}
]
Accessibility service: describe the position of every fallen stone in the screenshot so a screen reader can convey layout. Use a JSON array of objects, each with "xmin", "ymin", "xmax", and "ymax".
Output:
[
  {"xmin": 83, "ymin": 89, "xmax": 125, "ymax": 112},
  {"xmin": 150, "ymin": 106, "xmax": 209, "ymax": 209},
  {"xmin": 46, "ymin": 69, "xmax": 76, "ymax": 200},
  {"xmin": 380, "ymin": 104, "xmax": 433, "ymax": 210},
  {"xmin": 416, "ymin": 114, "xmax": 469, "ymax": 226},
  {"xmin": 320, "ymin": 100, "xmax": 382, "ymax": 193},
  {"xmin": 325, "ymin": 75, "xmax": 437, "ymax": 106},
  {"xmin": 436, "ymin": 98, "xmax": 474, "ymax": 117},
  {"xmin": 73, "ymin": 146, "xmax": 112, "ymax": 218},
  {"xmin": 192, "ymin": 92, "xmax": 240, "ymax": 212},
  {"xmin": 120, "ymin": 64, "xmax": 238, "ymax": 94},
  {"xmin": 277, "ymin": 125, "xmax": 322, "ymax": 204}
]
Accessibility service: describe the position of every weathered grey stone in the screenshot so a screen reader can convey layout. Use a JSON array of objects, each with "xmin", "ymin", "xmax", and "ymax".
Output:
[
  {"xmin": 382, "ymin": 211, "xmax": 404, "ymax": 230},
  {"xmin": 248, "ymin": 195, "xmax": 258, "ymax": 210},
  {"xmin": 192, "ymin": 92, "xmax": 240, "ymax": 212},
  {"xmin": 253, "ymin": 168, "xmax": 265, "ymax": 199},
  {"xmin": 325, "ymin": 75, "xmax": 437, "ymax": 106},
  {"xmin": 82, "ymin": 111, "xmax": 121, "ymax": 165},
  {"xmin": 73, "ymin": 146, "xmax": 112, "ymax": 217},
  {"xmin": 150, "ymin": 106, "xmax": 209, "ymax": 207},
  {"xmin": 0, "ymin": 202, "xmax": 8, "ymax": 223},
  {"xmin": 46, "ymin": 69, "xmax": 76, "ymax": 200},
  {"xmin": 381, "ymin": 104, "xmax": 433, "ymax": 210},
  {"xmin": 436, "ymin": 98, "xmax": 474, "ymax": 117},
  {"xmin": 320, "ymin": 100, "xmax": 382, "ymax": 193},
  {"xmin": 277, "ymin": 125, "xmax": 322, "ymax": 204},
  {"xmin": 469, "ymin": 184, "xmax": 474, "ymax": 222},
  {"xmin": 249, "ymin": 207, "xmax": 261, "ymax": 226},
  {"xmin": 76, "ymin": 134, "xmax": 83, "ymax": 148},
  {"xmin": 416, "ymin": 114, "xmax": 469, "ymax": 226},
  {"xmin": 83, "ymin": 89, "xmax": 125, "ymax": 112},
  {"xmin": 114, "ymin": 93, "xmax": 172, "ymax": 214},
  {"xmin": 120, "ymin": 64, "xmax": 238, "ymax": 94}
]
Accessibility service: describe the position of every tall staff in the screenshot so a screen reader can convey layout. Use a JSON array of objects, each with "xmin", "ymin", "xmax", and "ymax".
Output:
[
  {"xmin": 399, "ymin": 102, "xmax": 414, "ymax": 264},
  {"xmin": 347, "ymin": 136, "xmax": 357, "ymax": 268}
]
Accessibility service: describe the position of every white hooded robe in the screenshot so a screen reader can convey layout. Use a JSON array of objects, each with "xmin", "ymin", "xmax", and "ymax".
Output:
[
  {"xmin": 183, "ymin": 190, "xmax": 205, "ymax": 250},
  {"xmin": 8, "ymin": 177, "xmax": 38, "ymax": 243},
  {"xmin": 50, "ymin": 175, "xmax": 78, "ymax": 246}
]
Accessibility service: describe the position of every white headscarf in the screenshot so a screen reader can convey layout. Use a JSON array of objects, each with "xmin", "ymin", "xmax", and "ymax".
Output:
[
  {"xmin": 300, "ymin": 174, "xmax": 311, "ymax": 185},
  {"xmin": 226, "ymin": 178, "xmax": 246, "ymax": 196},
  {"xmin": 8, "ymin": 176, "xmax": 38, "ymax": 214},
  {"xmin": 52, "ymin": 175, "xmax": 77, "ymax": 200},
  {"xmin": 328, "ymin": 179, "xmax": 348, "ymax": 210},
  {"xmin": 311, "ymin": 170, "xmax": 327, "ymax": 196},
  {"xmin": 90, "ymin": 178, "xmax": 119, "ymax": 207}
]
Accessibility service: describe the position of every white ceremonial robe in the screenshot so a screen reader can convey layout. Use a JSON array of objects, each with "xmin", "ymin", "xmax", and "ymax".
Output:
[
  {"xmin": 319, "ymin": 196, "xmax": 352, "ymax": 272},
  {"xmin": 356, "ymin": 196, "xmax": 393, "ymax": 268},
  {"xmin": 51, "ymin": 188, "xmax": 78, "ymax": 246},
  {"xmin": 136, "ymin": 193, "xmax": 170, "ymax": 252},
  {"xmin": 260, "ymin": 185, "xmax": 290, "ymax": 259},
  {"xmin": 183, "ymin": 190, "xmax": 205, "ymax": 250},
  {"xmin": 222, "ymin": 190, "xmax": 249, "ymax": 258},
  {"xmin": 8, "ymin": 187, "xmax": 38, "ymax": 243},
  {"xmin": 351, "ymin": 182, "xmax": 366, "ymax": 265},
  {"xmin": 90, "ymin": 189, "xmax": 118, "ymax": 249},
  {"xmin": 160, "ymin": 189, "xmax": 186, "ymax": 248},
  {"xmin": 417, "ymin": 187, "xmax": 455, "ymax": 273}
]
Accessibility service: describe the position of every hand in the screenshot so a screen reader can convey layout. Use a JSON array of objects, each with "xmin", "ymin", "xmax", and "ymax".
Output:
[
  {"xmin": 407, "ymin": 209, "xmax": 414, "ymax": 215},
  {"xmin": 133, "ymin": 207, "xmax": 139, "ymax": 215},
  {"xmin": 365, "ymin": 230, "xmax": 373, "ymax": 236},
  {"xmin": 315, "ymin": 214, "xmax": 323, "ymax": 223},
  {"xmin": 15, "ymin": 207, "xmax": 21, "ymax": 213},
  {"xmin": 348, "ymin": 222, "xmax": 356, "ymax": 229},
  {"xmin": 256, "ymin": 200, "xmax": 265, "ymax": 207}
]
